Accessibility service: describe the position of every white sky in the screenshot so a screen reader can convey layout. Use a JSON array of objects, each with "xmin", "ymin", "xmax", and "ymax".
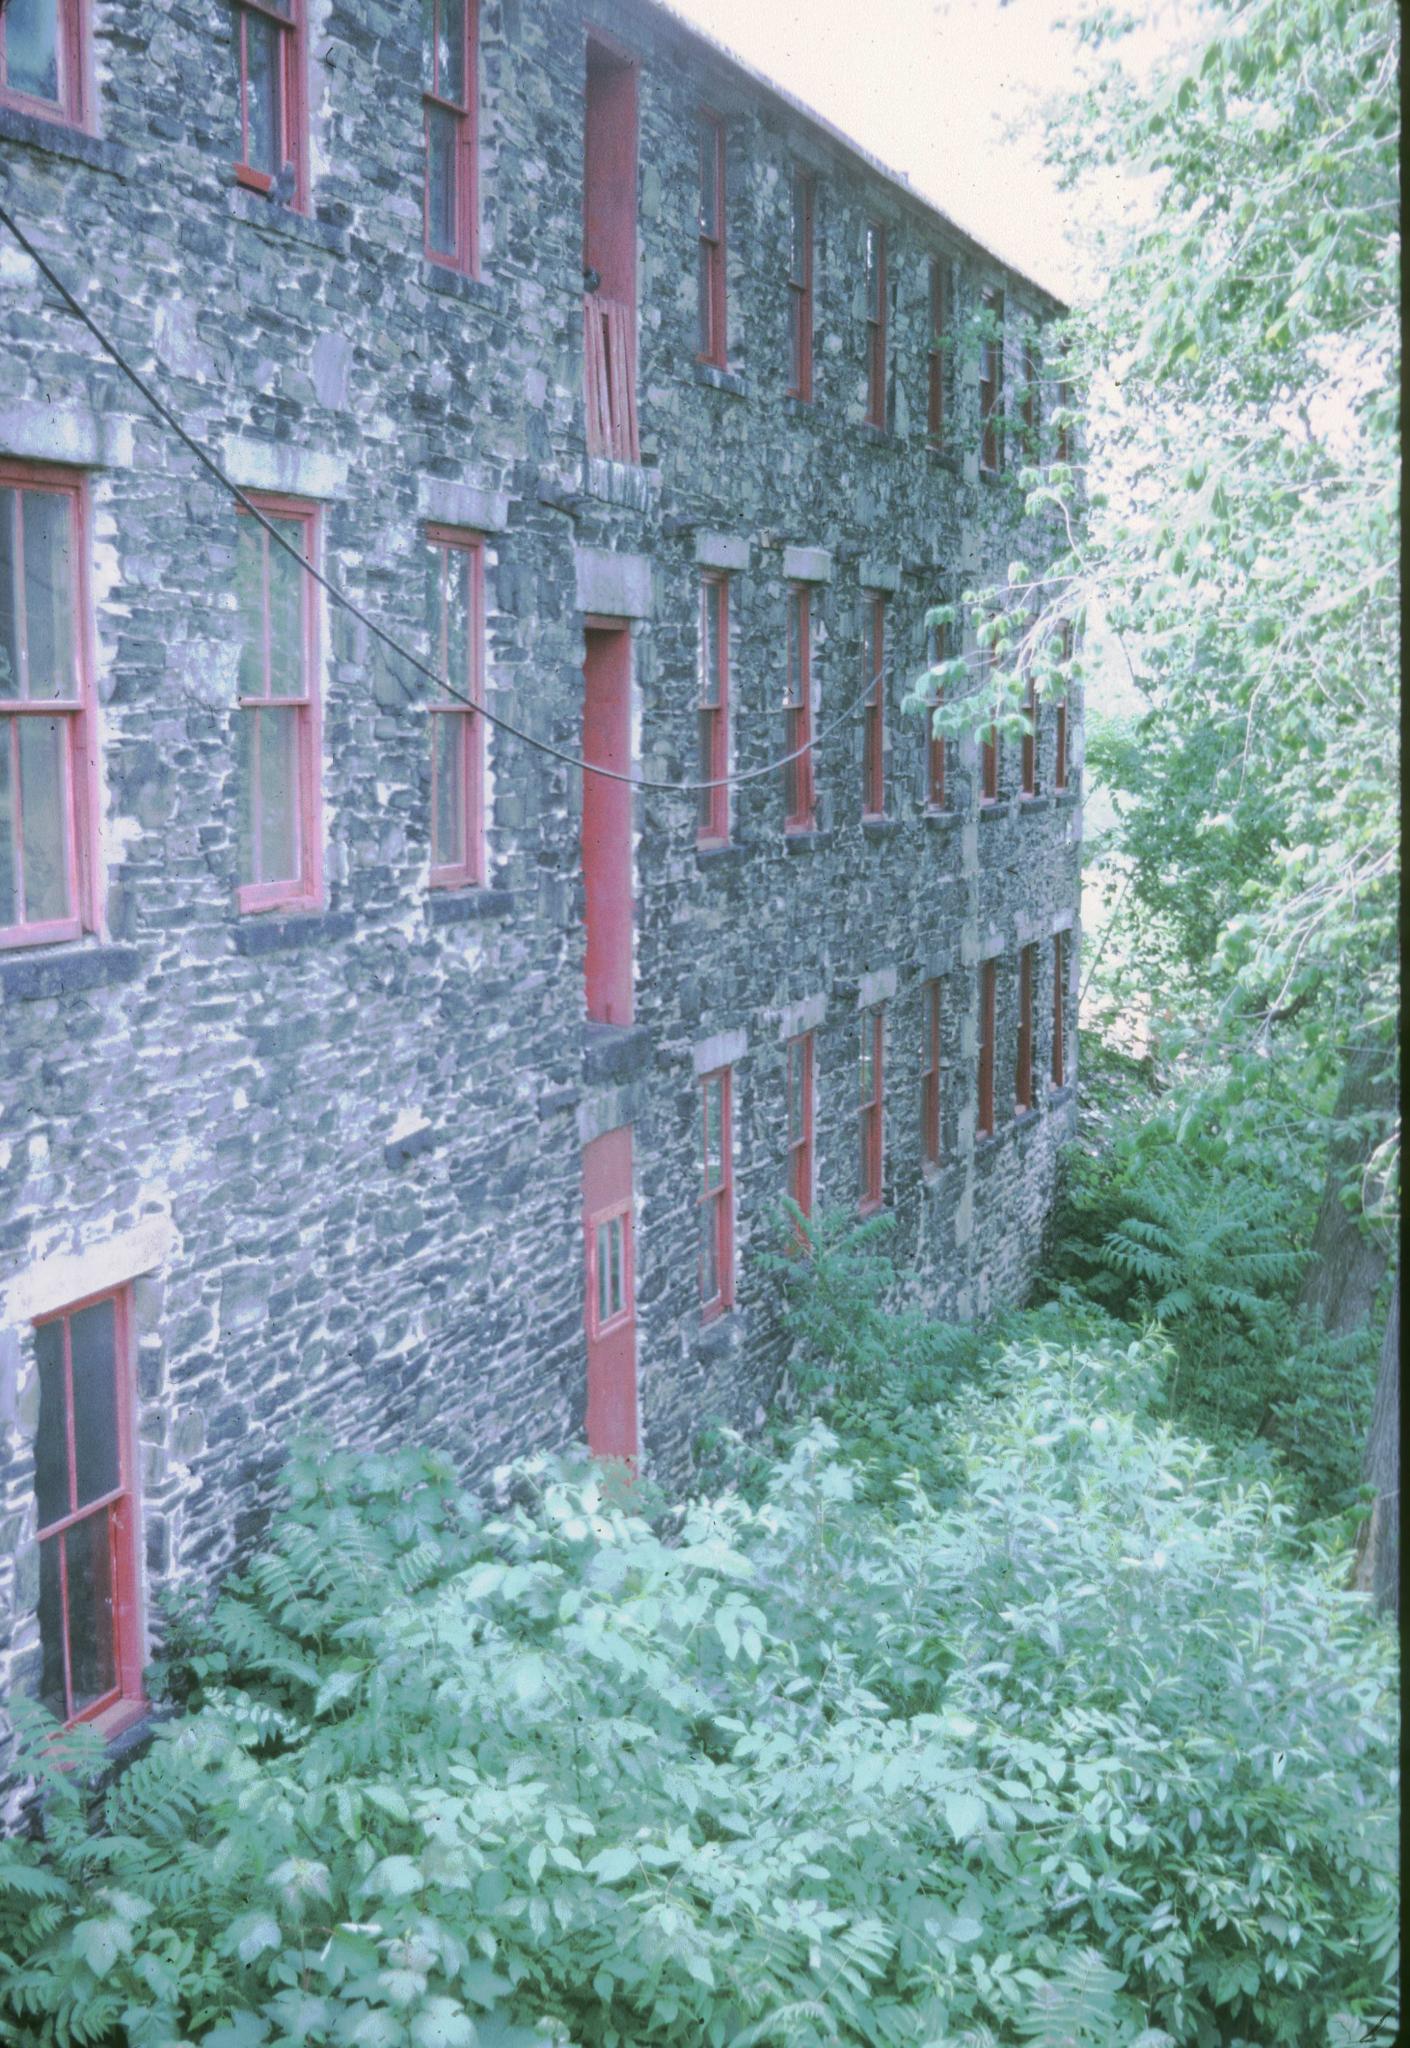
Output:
[{"xmin": 663, "ymin": 0, "xmax": 1088, "ymax": 298}]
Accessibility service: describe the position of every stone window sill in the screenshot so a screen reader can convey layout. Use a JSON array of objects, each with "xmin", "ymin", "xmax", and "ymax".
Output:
[
  {"xmin": 233, "ymin": 909, "xmax": 356, "ymax": 956},
  {"xmin": 783, "ymin": 827, "xmax": 834, "ymax": 855},
  {"xmin": 428, "ymin": 886, "xmax": 515, "ymax": 926},
  {"xmin": 1049, "ymin": 1083, "xmax": 1075, "ymax": 1108},
  {"xmin": 422, "ymin": 262, "xmax": 502, "ymax": 311},
  {"xmin": 979, "ymin": 800, "xmax": 1013, "ymax": 824},
  {"xmin": 927, "ymin": 444, "xmax": 962, "ymax": 477},
  {"xmin": 1019, "ymin": 793, "xmax": 1052, "ymax": 814},
  {"xmin": 860, "ymin": 421, "xmax": 895, "ymax": 445},
  {"xmin": 694, "ymin": 362, "xmax": 749, "ymax": 399},
  {"xmin": 0, "ymin": 943, "xmax": 140, "ymax": 1002},
  {"xmin": 1012, "ymin": 1106, "xmax": 1042, "ymax": 1132},
  {"xmin": 861, "ymin": 816, "xmax": 903, "ymax": 841},
  {"xmin": 1054, "ymin": 787, "xmax": 1081, "ymax": 808},
  {"xmin": 696, "ymin": 1308, "xmax": 738, "ymax": 1361},
  {"xmin": 227, "ymin": 186, "xmax": 349, "ymax": 256},
  {"xmin": 922, "ymin": 807, "xmax": 963, "ymax": 832},
  {"xmin": 0, "ymin": 104, "xmax": 131, "ymax": 176},
  {"xmin": 783, "ymin": 393, "xmax": 815, "ymax": 419},
  {"xmin": 696, "ymin": 841, "xmax": 746, "ymax": 870},
  {"xmin": 979, "ymin": 465, "xmax": 1007, "ymax": 487}
]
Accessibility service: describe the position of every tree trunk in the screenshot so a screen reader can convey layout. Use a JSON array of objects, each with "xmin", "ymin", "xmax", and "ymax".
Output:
[
  {"xmin": 1296, "ymin": 1043, "xmax": 1397, "ymax": 1338},
  {"xmin": 1351, "ymin": 1271, "xmax": 1398, "ymax": 1617}
]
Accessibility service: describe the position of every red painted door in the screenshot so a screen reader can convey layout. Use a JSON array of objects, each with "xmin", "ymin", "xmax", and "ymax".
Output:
[
  {"xmin": 582, "ymin": 1125, "xmax": 637, "ymax": 1464},
  {"xmin": 583, "ymin": 624, "xmax": 633, "ymax": 1024}
]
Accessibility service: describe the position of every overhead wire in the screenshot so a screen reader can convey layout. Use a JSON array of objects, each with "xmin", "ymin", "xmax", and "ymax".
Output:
[{"xmin": 0, "ymin": 196, "xmax": 913, "ymax": 798}]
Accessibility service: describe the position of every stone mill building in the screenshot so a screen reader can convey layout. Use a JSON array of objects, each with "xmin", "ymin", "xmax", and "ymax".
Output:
[{"xmin": 0, "ymin": 0, "xmax": 1081, "ymax": 1741}]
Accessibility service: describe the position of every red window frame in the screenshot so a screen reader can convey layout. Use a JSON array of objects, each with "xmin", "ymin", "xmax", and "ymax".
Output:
[
  {"xmin": 921, "ymin": 977, "xmax": 942, "ymax": 1170},
  {"xmin": 232, "ymin": 0, "xmax": 308, "ymax": 210},
  {"xmin": 785, "ymin": 1030, "xmax": 815, "ymax": 1225},
  {"xmin": 0, "ymin": 0, "xmax": 88, "ymax": 126},
  {"xmin": 586, "ymin": 1196, "xmax": 634, "ymax": 1341},
  {"xmin": 923, "ymin": 618, "xmax": 949, "ymax": 811},
  {"xmin": 788, "ymin": 168, "xmax": 815, "ymax": 401},
  {"xmin": 1051, "ymin": 930, "xmax": 1068, "ymax": 1088},
  {"xmin": 1020, "ymin": 664, "xmax": 1039, "ymax": 797},
  {"xmin": 32, "ymin": 1287, "xmax": 143, "ymax": 1736},
  {"xmin": 977, "ymin": 960, "xmax": 996, "ymax": 1137},
  {"xmin": 858, "ymin": 1006, "xmax": 885, "ymax": 1212},
  {"xmin": 1016, "ymin": 943, "xmax": 1035, "ymax": 1111},
  {"xmin": 696, "ymin": 573, "xmax": 729, "ymax": 846},
  {"xmin": 234, "ymin": 494, "xmax": 321, "ymax": 916},
  {"xmin": 1054, "ymin": 620, "xmax": 1072, "ymax": 792},
  {"xmin": 423, "ymin": 0, "xmax": 479, "ymax": 275},
  {"xmin": 862, "ymin": 596, "xmax": 886, "ymax": 819},
  {"xmin": 783, "ymin": 584, "xmax": 815, "ymax": 833},
  {"xmin": 426, "ymin": 525, "xmax": 485, "ymax": 888},
  {"xmin": 864, "ymin": 222, "xmax": 887, "ymax": 428},
  {"xmin": 980, "ymin": 651, "xmax": 1000, "ymax": 805},
  {"xmin": 1056, "ymin": 379, "xmax": 1073, "ymax": 463},
  {"xmin": 980, "ymin": 287, "xmax": 1004, "ymax": 474},
  {"xmin": 697, "ymin": 110, "xmax": 727, "ymax": 367},
  {"xmin": 927, "ymin": 256, "xmax": 948, "ymax": 443},
  {"xmin": 699, "ymin": 1067, "xmax": 734, "ymax": 1318},
  {"xmin": 1, "ymin": 463, "xmax": 97, "ymax": 953},
  {"xmin": 1021, "ymin": 339, "xmax": 1040, "ymax": 442}
]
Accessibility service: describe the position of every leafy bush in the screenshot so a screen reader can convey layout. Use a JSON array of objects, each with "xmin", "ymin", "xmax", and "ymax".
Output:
[{"xmin": 0, "ymin": 1332, "xmax": 1396, "ymax": 2048}]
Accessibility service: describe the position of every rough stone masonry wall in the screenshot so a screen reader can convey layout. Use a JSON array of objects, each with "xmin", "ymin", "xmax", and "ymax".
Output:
[{"xmin": 0, "ymin": 0, "xmax": 1082, "ymax": 1727}]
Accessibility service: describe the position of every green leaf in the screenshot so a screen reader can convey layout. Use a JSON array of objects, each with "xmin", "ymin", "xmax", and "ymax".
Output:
[
  {"xmin": 943, "ymin": 1791, "xmax": 986, "ymax": 1841},
  {"xmin": 410, "ymin": 1997, "xmax": 477, "ymax": 2048}
]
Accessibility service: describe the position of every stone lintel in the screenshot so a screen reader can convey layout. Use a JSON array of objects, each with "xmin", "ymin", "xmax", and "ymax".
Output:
[
  {"xmin": 858, "ymin": 558, "xmax": 901, "ymax": 594},
  {"xmin": 776, "ymin": 992, "xmax": 827, "ymax": 1042},
  {"xmin": 694, "ymin": 531, "xmax": 751, "ymax": 573},
  {"xmin": 221, "ymin": 437, "xmax": 347, "ymax": 500},
  {"xmin": 574, "ymin": 547, "xmax": 653, "ymax": 619},
  {"xmin": 6, "ymin": 1216, "xmax": 175, "ymax": 1328},
  {"xmin": 692, "ymin": 1026, "xmax": 747, "ymax": 1076},
  {"xmin": 857, "ymin": 966, "xmax": 897, "ymax": 1009},
  {"xmin": 418, "ymin": 477, "xmax": 510, "ymax": 533},
  {"xmin": 782, "ymin": 545, "xmax": 831, "ymax": 584},
  {"xmin": 0, "ymin": 400, "xmax": 134, "ymax": 470}
]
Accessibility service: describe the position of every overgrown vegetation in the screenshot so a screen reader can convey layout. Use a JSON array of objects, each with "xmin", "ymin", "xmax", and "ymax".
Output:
[{"xmin": 0, "ymin": 1232, "xmax": 1398, "ymax": 2048}]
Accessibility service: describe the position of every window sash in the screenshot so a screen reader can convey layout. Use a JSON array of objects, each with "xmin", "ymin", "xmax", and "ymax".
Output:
[
  {"xmin": 0, "ymin": 469, "xmax": 90, "ymax": 949},
  {"xmin": 978, "ymin": 961, "xmax": 996, "ymax": 1136},
  {"xmin": 864, "ymin": 224, "xmax": 886, "ymax": 426},
  {"xmin": 1016, "ymin": 944, "xmax": 1035, "ymax": 1110},
  {"xmin": 699, "ymin": 1069, "xmax": 733, "ymax": 1314},
  {"xmin": 858, "ymin": 1009, "xmax": 883, "ymax": 1211},
  {"xmin": 697, "ymin": 112, "xmax": 726, "ymax": 365},
  {"xmin": 423, "ymin": 0, "xmax": 476, "ymax": 270},
  {"xmin": 235, "ymin": 499, "xmax": 318, "ymax": 912},
  {"xmin": 980, "ymin": 289, "xmax": 1004, "ymax": 472},
  {"xmin": 1021, "ymin": 671, "xmax": 1039, "ymax": 795},
  {"xmin": 696, "ymin": 576, "xmax": 729, "ymax": 843},
  {"xmin": 0, "ymin": 0, "xmax": 84, "ymax": 123},
  {"xmin": 862, "ymin": 598, "xmax": 885, "ymax": 818},
  {"xmin": 786, "ymin": 1032, "xmax": 813, "ymax": 1219},
  {"xmin": 426, "ymin": 530, "xmax": 484, "ymax": 885},
  {"xmin": 234, "ymin": 0, "xmax": 299, "ymax": 194},
  {"xmin": 1051, "ymin": 932, "xmax": 1067, "ymax": 1087},
  {"xmin": 783, "ymin": 587, "xmax": 814, "ymax": 831},
  {"xmin": 587, "ymin": 1203, "xmax": 633, "ymax": 1336},
  {"xmin": 32, "ymin": 1289, "xmax": 140, "ymax": 1731},
  {"xmin": 927, "ymin": 257, "xmax": 947, "ymax": 441},
  {"xmin": 788, "ymin": 171, "xmax": 813, "ymax": 400},
  {"xmin": 922, "ymin": 979, "xmax": 942, "ymax": 1167}
]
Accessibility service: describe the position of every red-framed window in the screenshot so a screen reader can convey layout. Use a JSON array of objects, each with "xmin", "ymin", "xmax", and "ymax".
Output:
[
  {"xmin": 862, "ymin": 596, "xmax": 886, "ymax": 819},
  {"xmin": 33, "ymin": 1289, "xmax": 143, "ymax": 1734},
  {"xmin": 232, "ymin": 0, "xmax": 308, "ymax": 208},
  {"xmin": 699, "ymin": 1067, "xmax": 734, "ymax": 1317},
  {"xmin": 1054, "ymin": 620, "xmax": 1074, "ymax": 792},
  {"xmin": 981, "ymin": 652, "xmax": 1000, "ymax": 805},
  {"xmin": 921, "ymin": 977, "xmax": 942, "ymax": 1170},
  {"xmin": 788, "ymin": 169, "xmax": 814, "ymax": 401},
  {"xmin": 1, "ymin": 464, "xmax": 95, "ymax": 953},
  {"xmin": 697, "ymin": 110, "xmax": 727, "ymax": 366},
  {"xmin": 696, "ymin": 573, "xmax": 729, "ymax": 846},
  {"xmin": 980, "ymin": 287, "xmax": 1004, "ymax": 474},
  {"xmin": 1056, "ymin": 379, "xmax": 1073, "ymax": 463},
  {"xmin": 426, "ymin": 526, "xmax": 485, "ymax": 887},
  {"xmin": 1016, "ymin": 943, "xmax": 1035, "ymax": 1111},
  {"xmin": 858, "ymin": 1006, "xmax": 884, "ymax": 1212},
  {"xmin": 1051, "ymin": 930, "xmax": 1068, "ymax": 1088},
  {"xmin": 785, "ymin": 1030, "xmax": 815, "ymax": 1224},
  {"xmin": 864, "ymin": 222, "xmax": 887, "ymax": 427},
  {"xmin": 234, "ymin": 494, "xmax": 321, "ymax": 914},
  {"xmin": 1020, "ymin": 663, "xmax": 1039, "ymax": 797},
  {"xmin": 927, "ymin": 256, "xmax": 948, "ymax": 443},
  {"xmin": 587, "ymin": 1194, "xmax": 633, "ymax": 1340},
  {"xmin": 977, "ymin": 960, "xmax": 996, "ymax": 1137},
  {"xmin": 423, "ymin": 0, "xmax": 478, "ymax": 273},
  {"xmin": 0, "ymin": 0, "xmax": 87, "ymax": 126},
  {"xmin": 783, "ymin": 584, "xmax": 815, "ymax": 833},
  {"xmin": 1021, "ymin": 338, "xmax": 1040, "ymax": 444},
  {"xmin": 924, "ymin": 615, "xmax": 949, "ymax": 811}
]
